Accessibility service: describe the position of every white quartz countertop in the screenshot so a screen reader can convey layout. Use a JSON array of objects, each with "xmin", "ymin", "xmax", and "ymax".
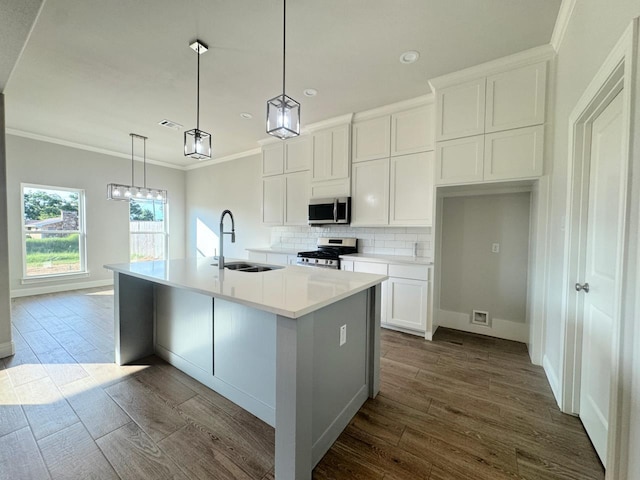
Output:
[
  {"xmin": 105, "ymin": 257, "xmax": 386, "ymax": 319},
  {"xmin": 339, "ymin": 253, "xmax": 434, "ymax": 266},
  {"xmin": 246, "ymin": 247, "xmax": 300, "ymax": 255}
]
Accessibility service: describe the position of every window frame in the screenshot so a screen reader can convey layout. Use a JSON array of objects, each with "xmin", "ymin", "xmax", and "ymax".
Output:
[
  {"xmin": 128, "ymin": 198, "xmax": 169, "ymax": 263},
  {"xmin": 20, "ymin": 183, "xmax": 88, "ymax": 281}
]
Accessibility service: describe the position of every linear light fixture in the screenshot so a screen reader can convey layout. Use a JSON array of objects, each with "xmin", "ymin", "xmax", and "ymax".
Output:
[
  {"xmin": 107, "ymin": 134, "xmax": 168, "ymax": 204},
  {"xmin": 266, "ymin": 0, "xmax": 300, "ymax": 139},
  {"xmin": 184, "ymin": 40, "xmax": 212, "ymax": 159}
]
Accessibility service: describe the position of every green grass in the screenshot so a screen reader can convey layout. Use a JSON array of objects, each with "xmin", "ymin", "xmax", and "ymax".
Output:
[{"xmin": 25, "ymin": 252, "xmax": 80, "ymax": 266}]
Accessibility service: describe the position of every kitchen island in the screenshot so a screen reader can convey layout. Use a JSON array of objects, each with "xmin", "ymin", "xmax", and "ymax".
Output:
[{"xmin": 104, "ymin": 257, "xmax": 385, "ymax": 480}]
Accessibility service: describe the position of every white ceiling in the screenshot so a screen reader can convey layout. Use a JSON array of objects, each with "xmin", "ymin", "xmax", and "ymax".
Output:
[{"xmin": 4, "ymin": 0, "xmax": 561, "ymax": 168}]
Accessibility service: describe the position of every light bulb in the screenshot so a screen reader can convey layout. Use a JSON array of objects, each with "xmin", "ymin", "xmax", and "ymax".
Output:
[
  {"xmin": 156, "ymin": 192, "xmax": 163, "ymax": 201},
  {"xmin": 146, "ymin": 191, "xmax": 153, "ymax": 199},
  {"xmin": 124, "ymin": 188, "xmax": 132, "ymax": 198},
  {"xmin": 112, "ymin": 187, "xmax": 121, "ymax": 197},
  {"xmin": 135, "ymin": 189, "xmax": 142, "ymax": 198}
]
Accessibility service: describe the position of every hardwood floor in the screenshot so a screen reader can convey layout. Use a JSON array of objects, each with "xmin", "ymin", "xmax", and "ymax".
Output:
[{"xmin": 0, "ymin": 288, "xmax": 604, "ymax": 479}]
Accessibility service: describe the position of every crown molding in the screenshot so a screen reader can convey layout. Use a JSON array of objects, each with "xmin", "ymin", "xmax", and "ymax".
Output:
[
  {"xmin": 304, "ymin": 113, "xmax": 354, "ymax": 133},
  {"xmin": 184, "ymin": 147, "xmax": 262, "ymax": 171},
  {"xmin": 353, "ymin": 94, "xmax": 434, "ymax": 122},
  {"xmin": 550, "ymin": 0, "xmax": 577, "ymax": 52},
  {"xmin": 428, "ymin": 44, "xmax": 556, "ymax": 91},
  {"xmin": 6, "ymin": 128, "xmax": 186, "ymax": 170}
]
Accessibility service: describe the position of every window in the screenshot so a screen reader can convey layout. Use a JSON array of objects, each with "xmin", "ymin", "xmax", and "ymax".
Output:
[
  {"xmin": 129, "ymin": 199, "xmax": 167, "ymax": 262},
  {"xmin": 22, "ymin": 184, "xmax": 86, "ymax": 278}
]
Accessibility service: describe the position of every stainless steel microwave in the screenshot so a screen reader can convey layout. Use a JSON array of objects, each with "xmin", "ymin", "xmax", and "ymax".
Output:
[{"xmin": 308, "ymin": 197, "xmax": 351, "ymax": 226}]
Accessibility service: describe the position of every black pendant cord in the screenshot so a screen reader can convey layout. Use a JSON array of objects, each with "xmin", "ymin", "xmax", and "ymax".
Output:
[
  {"xmin": 130, "ymin": 134, "xmax": 135, "ymax": 186},
  {"xmin": 196, "ymin": 47, "xmax": 200, "ymax": 131},
  {"xmin": 282, "ymin": 0, "xmax": 286, "ymax": 96},
  {"xmin": 143, "ymin": 137, "xmax": 147, "ymax": 189}
]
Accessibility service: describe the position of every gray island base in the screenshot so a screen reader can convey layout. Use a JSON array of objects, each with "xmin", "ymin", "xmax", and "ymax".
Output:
[{"xmin": 106, "ymin": 258, "xmax": 384, "ymax": 480}]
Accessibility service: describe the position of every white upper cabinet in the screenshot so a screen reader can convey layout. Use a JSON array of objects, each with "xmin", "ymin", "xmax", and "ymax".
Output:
[
  {"xmin": 352, "ymin": 116, "xmax": 391, "ymax": 163},
  {"xmin": 391, "ymin": 104, "xmax": 435, "ymax": 156},
  {"xmin": 435, "ymin": 135, "xmax": 484, "ymax": 185},
  {"xmin": 485, "ymin": 62, "xmax": 547, "ymax": 133},
  {"xmin": 284, "ymin": 135, "xmax": 312, "ymax": 173},
  {"xmin": 262, "ymin": 142, "xmax": 284, "ymax": 176},
  {"xmin": 351, "ymin": 158, "xmax": 390, "ymax": 226},
  {"xmin": 311, "ymin": 124, "xmax": 350, "ymax": 181},
  {"xmin": 484, "ymin": 125, "xmax": 544, "ymax": 181},
  {"xmin": 436, "ymin": 78, "xmax": 486, "ymax": 142},
  {"xmin": 262, "ymin": 176, "xmax": 284, "ymax": 225},
  {"xmin": 284, "ymin": 171, "xmax": 310, "ymax": 225},
  {"xmin": 390, "ymin": 152, "xmax": 434, "ymax": 226}
]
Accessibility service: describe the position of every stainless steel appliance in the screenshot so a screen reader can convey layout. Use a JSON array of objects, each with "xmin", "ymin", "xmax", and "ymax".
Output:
[
  {"xmin": 308, "ymin": 197, "xmax": 351, "ymax": 226},
  {"xmin": 297, "ymin": 237, "xmax": 357, "ymax": 269}
]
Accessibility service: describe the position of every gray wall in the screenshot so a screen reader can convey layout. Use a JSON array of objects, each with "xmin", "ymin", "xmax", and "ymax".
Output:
[
  {"xmin": 543, "ymin": 0, "xmax": 640, "ymax": 402},
  {"xmin": 185, "ymin": 153, "xmax": 270, "ymax": 260},
  {"xmin": 440, "ymin": 192, "xmax": 530, "ymax": 324},
  {"xmin": 0, "ymin": 95, "xmax": 12, "ymax": 356},
  {"xmin": 6, "ymin": 135, "xmax": 186, "ymax": 294}
]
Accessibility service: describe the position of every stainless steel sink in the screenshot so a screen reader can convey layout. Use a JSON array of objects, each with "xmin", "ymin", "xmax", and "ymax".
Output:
[{"xmin": 220, "ymin": 262, "xmax": 283, "ymax": 273}]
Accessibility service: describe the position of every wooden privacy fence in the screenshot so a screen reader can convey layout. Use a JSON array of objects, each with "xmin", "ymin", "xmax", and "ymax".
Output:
[{"xmin": 130, "ymin": 221, "xmax": 165, "ymax": 260}]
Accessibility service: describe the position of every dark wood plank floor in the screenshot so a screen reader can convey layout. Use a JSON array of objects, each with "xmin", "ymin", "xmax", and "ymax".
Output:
[{"xmin": 0, "ymin": 288, "xmax": 604, "ymax": 479}]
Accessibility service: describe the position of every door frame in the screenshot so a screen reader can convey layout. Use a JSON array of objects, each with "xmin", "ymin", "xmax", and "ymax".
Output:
[{"xmin": 560, "ymin": 19, "xmax": 638, "ymax": 478}]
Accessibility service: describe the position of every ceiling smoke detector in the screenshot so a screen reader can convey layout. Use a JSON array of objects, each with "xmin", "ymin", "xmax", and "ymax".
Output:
[
  {"xmin": 158, "ymin": 119, "xmax": 183, "ymax": 130},
  {"xmin": 399, "ymin": 50, "xmax": 420, "ymax": 64}
]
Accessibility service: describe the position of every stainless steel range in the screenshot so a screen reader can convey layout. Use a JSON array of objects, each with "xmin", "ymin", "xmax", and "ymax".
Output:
[{"xmin": 297, "ymin": 237, "xmax": 358, "ymax": 269}]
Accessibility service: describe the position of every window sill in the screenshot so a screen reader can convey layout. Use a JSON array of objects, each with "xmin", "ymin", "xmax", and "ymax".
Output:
[{"xmin": 21, "ymin": 271, "xmax": 90, "ymax": 285}]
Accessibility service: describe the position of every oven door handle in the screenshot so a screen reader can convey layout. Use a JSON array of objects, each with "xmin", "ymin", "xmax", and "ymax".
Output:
[{"xmin": 333, "ymin": 198, "xmax": 338, "ymax": 222}]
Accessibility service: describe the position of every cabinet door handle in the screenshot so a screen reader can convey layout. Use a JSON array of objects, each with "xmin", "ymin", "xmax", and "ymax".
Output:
[{"xmin": 575, "ymin": 282, "xmax": 590, "ymax": 293}]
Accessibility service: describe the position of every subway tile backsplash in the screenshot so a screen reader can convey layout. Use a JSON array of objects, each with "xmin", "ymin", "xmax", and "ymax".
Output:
[{"xmin": 270, "ymin": 226, "xmax": 433, "ymax": 258}]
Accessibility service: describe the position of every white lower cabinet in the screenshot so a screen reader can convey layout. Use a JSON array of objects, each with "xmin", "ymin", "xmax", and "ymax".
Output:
[
  {"xmin": 385, "ymin": 277, "xmax": 428, "ymax": 332},
  {"xmin": 349, "ymin": 259, "xmax": 431, "ymax": 336}
]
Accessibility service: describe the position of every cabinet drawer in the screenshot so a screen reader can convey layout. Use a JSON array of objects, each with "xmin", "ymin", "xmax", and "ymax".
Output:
[
  {"xmin": 353, "ymin": 261, "xmax": 388, "ymax": 275},
  {"xmin": 388, "ymin": 264, "xmax": 429, "ymax": 281}
]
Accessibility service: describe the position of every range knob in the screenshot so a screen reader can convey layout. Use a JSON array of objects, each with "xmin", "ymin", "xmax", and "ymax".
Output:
[{"xmin": 315, "ymin": 259, "xmax": 319, "ymax": 264}]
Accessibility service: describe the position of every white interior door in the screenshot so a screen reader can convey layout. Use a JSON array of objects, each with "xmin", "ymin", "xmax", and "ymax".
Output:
[{"xmin": 579, "ymin": 91, "xmax": 624, "ymax": 466}]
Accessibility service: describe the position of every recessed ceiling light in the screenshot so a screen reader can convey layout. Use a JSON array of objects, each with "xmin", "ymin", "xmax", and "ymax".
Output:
[
  {"xmin": 303, "ymin": 88, "xmax": 318, "ymax": 97},
  {"xmin": 399, "ymin": 50, "xmax": 420, "ymax": 64},
  {"xmin": 240, "ymin": 112, "xmax": 253, "ymax": 119}
]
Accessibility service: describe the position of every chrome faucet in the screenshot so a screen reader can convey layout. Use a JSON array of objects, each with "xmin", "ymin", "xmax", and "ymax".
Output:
[{"xmin": 218, "ymin": 209, "xmax": 236, "ymax": 269}]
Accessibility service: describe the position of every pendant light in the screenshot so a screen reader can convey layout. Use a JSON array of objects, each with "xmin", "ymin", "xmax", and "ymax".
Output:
[
  {"xmin": 107, "ymin": 134, "xmax": 168, "ymax": 204},
  {"xmin": 184, "ymin": 40, "xmax": 211, "ymax": 159},
  {"xmin": 266, "ymin": 0, "xmax": 300, "ymax": 139}
]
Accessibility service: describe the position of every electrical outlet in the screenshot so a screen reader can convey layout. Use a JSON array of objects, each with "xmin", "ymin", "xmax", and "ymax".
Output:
[
  {"xmin": 340, "ymin": 324, "xmax": 347, "ymax": 346},
  {"xmin": 491, "ymin": 243, "xmax": 500, "ymax": 253}
]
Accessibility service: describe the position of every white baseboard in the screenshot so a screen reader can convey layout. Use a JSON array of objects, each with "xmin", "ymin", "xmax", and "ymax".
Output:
[
  {"xmin": 11, "ymin": 279, "xmax": 113, "ymax": 298},
  {"xmin": 543, "ymin": 354, "xmax": 562, "ymax": 407},
  {"xmin": 381, "ymin": 323, "xmax": 425, "ymax": 338},
  {"xmin": 0, "ymin": 341, "xmax": 15, "ymax": 359},
  {"xmin": 436, "ymin": 309, "xmax": 529, "ymax": 343}
]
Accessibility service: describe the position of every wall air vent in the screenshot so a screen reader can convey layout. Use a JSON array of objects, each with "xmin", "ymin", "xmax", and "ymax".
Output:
[
  {"xmin": 158, "ymin": 119, "xmax": 183, "ymax": 130},
  {"xmin": 471, "ymin": 310, "xmax": 490, "ymax": 327}
]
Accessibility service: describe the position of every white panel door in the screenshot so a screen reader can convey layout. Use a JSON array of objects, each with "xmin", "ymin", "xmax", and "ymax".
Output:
[
  {"xmin": 351, "ymin": 158, "xmax": 390, "ymax": 226},
  {"xmin": 435, "ymin": 135, "xmax": 484, "ymax": 185},
  {"xmin": 262, "ymin": 176, "xmax": 284, "ymax": 225},
  {"xmin": 352, "ymin": 116, "xmax": 391, "ymax": 162},
  {"xmin": 391, "ymin": 104, "xmax": 435, "ymax": 156},
  {"xmin": 579, "ymin": 91, "xmax": 625, "ymax": 466},
  {"xmin": 436, "ymin": 78, "xmax": 486, "ymax": 141},
  {"xmin": 484, "ymin": 125, "xmax": 544, "ymax": 181},
  {"xmin": 485, "ymin": 62, "xmax": 547, "ymax": 133},
  {"xmin": 284, "ymin": 171, "xmax": 310, "ymax": 225},
  {"xmin": 262, "ymin": 142, "xmax": 284, "ymax": 176},
  {"xmin": 284, "ymin": 135, "xmax": 312, "ymax": 173},
  {"xmin": 389, "ymin": 151, "xmax": 433, "ymax": 226}
]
